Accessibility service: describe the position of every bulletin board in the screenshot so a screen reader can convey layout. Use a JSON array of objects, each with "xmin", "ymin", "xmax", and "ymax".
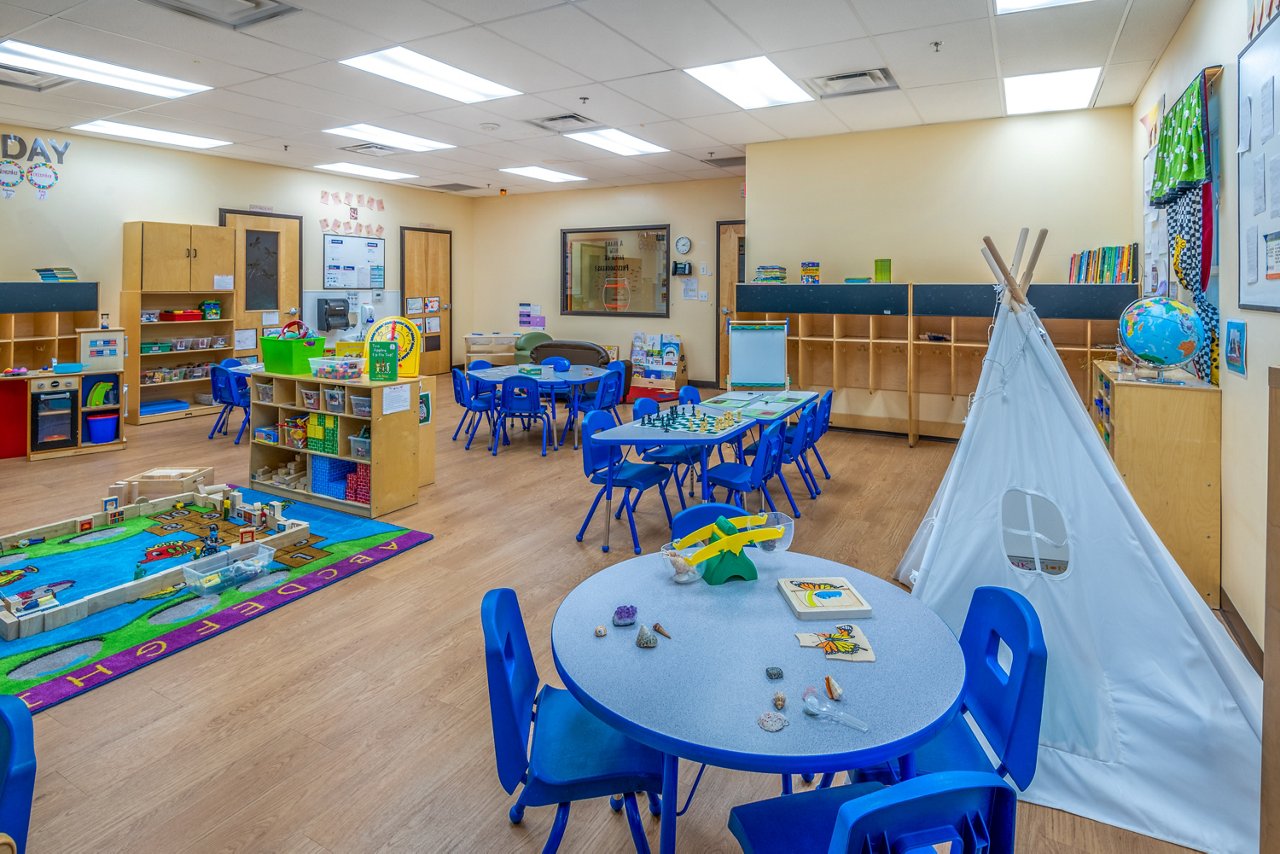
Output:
[
  {"xmin": 1240, "ymin": 15, "xmax": 1280, "ymax": 311},
  {"xmin": 323, "ymin": 235, "xmax": 385, "ymax": 290},
  {"xmin": 728, "ymin": 321, "xmax": 788, "ymax": 388}
]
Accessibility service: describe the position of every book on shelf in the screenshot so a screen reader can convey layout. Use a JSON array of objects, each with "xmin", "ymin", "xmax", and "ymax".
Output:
[
  {"xmin": 1067, "ymin": 243, "xmax": 1138, "ymax": 284},
  {"xmin": 33, "ymin": 267, "xmax": 78, "ymax": 282}
]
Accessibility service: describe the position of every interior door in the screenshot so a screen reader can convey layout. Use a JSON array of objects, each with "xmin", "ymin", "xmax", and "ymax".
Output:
[
  {"xmin": 716, "ymin": 220, "xmax": 746, "ymax": 386},
  {"xmin": 219, "ymin": 210, "xmax": 302, "ymax": 359},
  {"xmin": 402, "ymin": 227, "xmax": 452, "ymax": 375}
]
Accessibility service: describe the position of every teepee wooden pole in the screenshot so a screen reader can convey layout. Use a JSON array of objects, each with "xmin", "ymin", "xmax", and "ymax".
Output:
[
  {"xmin": 982, "ymin": 236, "xmax": 1027, "ymax": 305},
  {"xmin": 1019, "ymin": 228, "xmax": 1048, "ymax": 291},
  {"xmin": 1010, "ymin": 227, "xmax": 1029, "ymax": 280}
]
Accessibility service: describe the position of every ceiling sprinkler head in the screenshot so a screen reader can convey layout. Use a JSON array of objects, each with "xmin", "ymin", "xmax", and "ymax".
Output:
[{"xmin": 479, "ymin": 122, "xmax": 499, "ymax": 131}]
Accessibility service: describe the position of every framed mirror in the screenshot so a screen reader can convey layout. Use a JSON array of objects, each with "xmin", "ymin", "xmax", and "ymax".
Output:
[{"xmin": 561, "ymin": 225, "xmax": 670, "ymax": 317}]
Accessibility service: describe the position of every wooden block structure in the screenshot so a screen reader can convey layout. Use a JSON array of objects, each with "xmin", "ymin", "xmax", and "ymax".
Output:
[
  {"xmin": 0, "ymin": 486, "xmax": 309, "ymax": 640},
  {"xmin": 108, "ymin": 466, "xmax": 214, "ymax": 504}
]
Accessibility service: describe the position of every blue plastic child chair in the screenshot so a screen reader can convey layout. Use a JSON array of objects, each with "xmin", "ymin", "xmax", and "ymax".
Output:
[
  {"xmin": 633, "ymin": 398, "xmax": 703, "ymax": 509},
  {"xmin": 728, "ymin": 770, "xmax": 1016, "ymax": 854},
  {"xmin": 677, "ymin": 385, "xmax": 700, "ymax": 405},
  {"xmin": 451, "ymin": 368, "xmax": 495, "ymax": 450},
  {"xmin": 482, "ymin": 588, "xmax": 662, "ymax": 854},
  {"xmin": 0, "ymin": 695, "xmax": 35, "ymax": 854},
  {"xmin": 810, "ymin": 389, "xmax": 834, "ymax": 480},
  {"xmin": 493, "ymin": 374, "xmax": 555, "ymax": 457},
  {"xmin": 540, "ymin": 356, "xmax": 572, "ymax": 419},
  {"xmin": 577, "ymin": 409, "xmax": 673, "ymax": 554},
  {"xmin": 856, "ymin": 586, "xmax": 1047, "ymax": 789},
  {"xmin": 208, "ymin": 363, "xmax": 250, "ymax": 444},
  {"xmin": 704, "ymin": 421, "xmax": 784, "ymax": 511}
]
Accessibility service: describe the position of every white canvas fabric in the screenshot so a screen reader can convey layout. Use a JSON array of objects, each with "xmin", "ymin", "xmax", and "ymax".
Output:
[{"xmin": 897, "ymin": 294, "xmax": 1261, "ymax": 854}]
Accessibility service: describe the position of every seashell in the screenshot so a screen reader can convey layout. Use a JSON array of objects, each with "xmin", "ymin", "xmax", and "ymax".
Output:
[
  {"xmin": 653, "ymin": 622, "xmax": 671, "ymax": 639},
  {"xmin": 765, "ymin": 666, "xmax": 784, "ymax": 680},
  {"xmin": 613, "ymin": 605, "xmax": 637, "ymax": 626},
  {"xmin": 758, "ymin": 711, "xmax": 789, "ymax": 732},
  {"xmin": 594, "ymin": 625, "xmax": 607, "ymax": 637},
  {"xmin": 636, "ymin": 624, "xmax": 658, "ymax": 648},
  {"xmin": 824, "ymin": 675, "xmax": 843, "ymax": 701},
  {"xmin": 773, "ymin": 691, "xmax": 786, "ymax": 710}
]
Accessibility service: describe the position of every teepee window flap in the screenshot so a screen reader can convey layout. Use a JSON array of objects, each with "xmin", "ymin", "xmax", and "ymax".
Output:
[{"xmin": 1000, "ymin": 488, "xmax": 1070, "ymax": 577}]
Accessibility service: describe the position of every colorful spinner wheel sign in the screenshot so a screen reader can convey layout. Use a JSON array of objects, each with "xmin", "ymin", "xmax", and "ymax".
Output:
[{"xmin": 364, "ymin": 315, "xmax": 421, "ymax": 376}]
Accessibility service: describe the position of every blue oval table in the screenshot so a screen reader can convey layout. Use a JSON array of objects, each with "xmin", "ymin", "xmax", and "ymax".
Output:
[{"xmin": 551, "ymin": 550, "xmax": 965, "ymax": 853}]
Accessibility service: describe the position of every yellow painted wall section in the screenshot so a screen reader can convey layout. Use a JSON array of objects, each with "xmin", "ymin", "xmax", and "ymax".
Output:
[
  {"xmin": 0, "ymin": 124, "xmax": 474, "ymax": 352},
  {"xmin": 1136, "ymin": 0, "xmax": 1260, "ymax": 640},
  {"xmin": 744, "ymin": 107, "xmax": 1135, "ymax": 283},
  {"xmin": 470, "ymin": 178, "xmax": 745, "ymax": 381}
]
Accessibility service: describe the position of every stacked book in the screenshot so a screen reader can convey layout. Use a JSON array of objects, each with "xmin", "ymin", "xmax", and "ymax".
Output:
[
  {"xmin": 33, "ymin": 267, "xmax": 78, "ymax": 282},
  {"xmin": 753, "ymin": 265, "xmax": 787, "ymax": 283},
  {"xmin": 1068, "ymin": 244, "xmax": 1138, "ymax": 284}
]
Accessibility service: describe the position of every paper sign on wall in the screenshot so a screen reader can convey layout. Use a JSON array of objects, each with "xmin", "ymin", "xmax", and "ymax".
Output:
[
  {"xmin": 234, "ymin": 329, "xmax": 257, "ymax": 350},
  {"xmin": 407, "ymin": 297, "xmax": 424, "ymax": 314},
  {"xmin": 262, "ymin": 311, "xmax": 280, "ymax": 326},
  {"xmin": 383, "ymin": 383, "xmax": 410, "ymax": 415},
  {"xmin": 213, "ymin": 274, "xmax": 234, "ymax": 291}
]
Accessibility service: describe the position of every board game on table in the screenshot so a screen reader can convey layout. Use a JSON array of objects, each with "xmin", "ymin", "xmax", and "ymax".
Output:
[{"xmin": 629, "ymin": 403, "xmax": 746, "ymax": 439}]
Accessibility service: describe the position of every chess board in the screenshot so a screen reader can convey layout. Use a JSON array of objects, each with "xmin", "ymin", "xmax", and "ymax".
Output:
[{"xmin": 633, "ymin": 404, "xmax": 744, "ymax": 438}]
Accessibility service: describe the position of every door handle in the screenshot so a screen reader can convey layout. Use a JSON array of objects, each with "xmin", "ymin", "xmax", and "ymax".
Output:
[
  {"xmin": 442, "ymin": 304, "xmax": 451, "ymax": 310},
  {"xmin": 192, "ymin": 248, "xmax": 198, "ymax": 258},
  {"xmin": 185, "ymin": 248, "xmax": 191, "ymax": 258},
  {"xmin": 289, "ymin": 307, "xmax": 298, "ymax": 315},
  {"xmin": 721, "ymin": 307, "xmax": 731, "ymax": 315}
]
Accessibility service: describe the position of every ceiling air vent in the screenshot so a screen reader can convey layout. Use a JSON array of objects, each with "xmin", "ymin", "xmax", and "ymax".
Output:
[
  {"xmin": 805, "ymin": 67, "xmax": 898, "ymax": 99},
  {"xmin": 139, "ymin": 0, "xmax": 297, "ymax": 30},
  {"xmin": 428, "ymin": 183, "xmax": 481, "ymax": 192},
  {"xmin": 703, "ymin": 155, "xmax": 746, "ymax": 169},
  {"xmin": 341, "ymin": 142, "xmax": 399, "ymax": 157},
  {"xmin": 0, "ymin": 64, "xmax": 69, "ymax": 93},
  {"xmin": 528, "ymin": 113, "xmax": 603, "ymax": 133}
]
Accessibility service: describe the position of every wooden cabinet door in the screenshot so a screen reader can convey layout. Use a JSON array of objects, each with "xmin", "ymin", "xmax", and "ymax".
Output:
[
  {"xmin": 141, "ymin": 222, "xmax": 192, "ymax": 292},
  {"xmin": 402, "ymin": 228, "xmax": 452, "ymax": 375},
  {"xmin": 190, "ymin": 225, "xmax": 234, "ymax": 293}
]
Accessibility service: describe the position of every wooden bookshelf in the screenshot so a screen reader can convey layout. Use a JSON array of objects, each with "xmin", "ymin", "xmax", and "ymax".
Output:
[{"xmin": 735, "ymin": 283, "xmax": 1135, "ymax": 444}]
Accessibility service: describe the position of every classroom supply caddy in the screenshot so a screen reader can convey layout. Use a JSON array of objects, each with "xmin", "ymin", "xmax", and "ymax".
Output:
[
  {"xmin": 261, "ymin": 321, "xmax": 324, "ymax": 375},
  {"xmin": 628, "ymin": 332, "xmax": 688, "ymax": 400},
  {"xmin": 247, "ymin": 369, "xmax": 420, "ymax": 517}
]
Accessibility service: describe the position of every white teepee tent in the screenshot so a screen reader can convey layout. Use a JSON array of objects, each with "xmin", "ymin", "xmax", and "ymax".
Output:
[{"xmin": 896, "ymin": 233, "xmax": 1262, "ymax": 853}]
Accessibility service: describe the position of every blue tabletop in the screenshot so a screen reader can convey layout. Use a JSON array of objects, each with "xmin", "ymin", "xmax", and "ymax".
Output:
[
  {"xmin": 552, "ymin": 551, "xmax": 965, "ymax": 774},
  {"xmin": 592, "ymin": 402, "xmax": 756, "ymax": 447},
  {"xmin": 468, "ymin": 364, "xmax": 605, "ymax": 386}
]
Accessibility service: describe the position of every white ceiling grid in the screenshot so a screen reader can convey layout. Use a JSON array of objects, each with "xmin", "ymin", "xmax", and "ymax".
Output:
[{"xmin": 0, "ymin": 0, "xmax": 1192, "ymax": 194}]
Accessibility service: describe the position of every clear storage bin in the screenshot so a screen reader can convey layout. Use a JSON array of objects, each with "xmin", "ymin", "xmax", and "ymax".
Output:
[
  {"xmin": 255, "ymin": 382, "xmax": 274, "ymax": 403},
  {"xmin": 308, "ymin": 357, "xmax": 364, "ymax": 380},
  {"xmin": 300, "ymin": 389, "xmax": 321, "ymax": 410},
  {"xmin": 350, "ymin": 395, "xmax": 372, "ymax": 417},
  {"xmin": 324, "ymin": 387, "xmax": 346, "ymax": 413},
  {"xmin": 348, "ymin": 435, "xmax": 371, "ymax": 460}
]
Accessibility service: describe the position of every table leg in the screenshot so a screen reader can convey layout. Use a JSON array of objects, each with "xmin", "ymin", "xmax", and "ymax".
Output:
[
  {"xmin": 699, "ymin": 446, "xmax": 710, "ymax": 502},
  {"xmin": 601, "ymin": 464, "xmax": 613, "ymax": 553},
  {"xmin": 660, "ymin": 753, "xmax": 678, "ymax": 854}
]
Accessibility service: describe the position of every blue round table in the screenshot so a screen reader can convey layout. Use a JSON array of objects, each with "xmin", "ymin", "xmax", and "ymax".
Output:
[{"xmin": 552, "ymin": 550, "xmax": 965, "ymax": 853}]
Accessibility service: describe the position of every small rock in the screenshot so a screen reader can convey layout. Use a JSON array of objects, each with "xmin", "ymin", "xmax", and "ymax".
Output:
[
  {"xmin": 765, "ymin": 666, "xmax": 784, "ymax": 680},
  {"xmin": 636, "ymin": 624, "xmax": 658, "ymax": 648},
  {"xmin": 824, "ymin": 675, "xmax": 843, "ymax": 701},
  {"xmin": 653, "ymin": 622, "xmax": 671, "ymax": 639},
  {"xmin": 613, "ymin": 605, "xmax": 637, "ymax": 627},
  {"xmin": 758, "ymin": 711, "xmax": 789, "ymax": 732},
  {"xmin": 594, "ymin": 625, "xmax": 607, "ymax": 638},
  {"xmin": 773, "ymin": 691, "xmax": 786, "ymax": 710}
]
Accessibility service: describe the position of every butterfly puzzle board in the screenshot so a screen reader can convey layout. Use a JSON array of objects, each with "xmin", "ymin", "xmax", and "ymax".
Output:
[
  {"xmin": 796, "ymin": 623, "xmax": 876, "ymax": 662},
  {"xmin": 777, "ymin": 576, "xmax": 872, "ymax": 620}
]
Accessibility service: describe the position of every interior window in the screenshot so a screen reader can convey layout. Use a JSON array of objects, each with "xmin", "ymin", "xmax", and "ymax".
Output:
[{"xmin": 1001, "ymin": 489, "xmax": 1070, "ymax": 576}]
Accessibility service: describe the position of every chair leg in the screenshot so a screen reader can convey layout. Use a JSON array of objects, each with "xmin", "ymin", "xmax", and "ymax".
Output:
[
  {"xmin": 625, "ymin": 496, "xmax": 642, "ymax": 555},
  {"xmin": 234, "ymin": 409, "xmax": 249, "ymax": 445},
  {"xmin": 615, "ymin": 487, "xmax": 632, "ymax": 520},
  {"xmin": 622, "ymin": 792, "xmax": 651, "ymax": 854},
  {"xmin": 762, "ymin": 484, "xmax": 778, "ymax": 513},
  {"xmin": 800, "ymin": 452, "xmax": 822, "ymax": 495},
  {"xmin": 208, "ymin": 404, "xmax": 228, "ymax": 440},
  {"xmin": 812, "ymin": 444, "xmax": 831, "ymax": 479},
  {"xmin": 658, "ymin": 478, "xmax": 674, "ymax": 526},
  {"xmin": 646, "ymin": 791, "xmax": 662, "ymax": 817},
  {"xmin": 542, "ymin": 802, "xmax": 571, "ymax": 854},
  {"xmin": 452, "ymin": 408, "xmax": 468, "ymax": 440},
  {"xmin": 465, "ymin": 412, "xmax": 484, "ymax": 451},
  {"xmin": 795, "ymin": 460, "xmax": 819, "ymax": 499},
  {"xmin": 780, "ymin": 774, "xmax": 793, "ymax": 795},
  {"xmin": 776, "ymin": 470, "xmax": 801, "ymax": 517},
  {"xmin": 577, "ymin": 487, "xmax": 606, "ymax": 542}
]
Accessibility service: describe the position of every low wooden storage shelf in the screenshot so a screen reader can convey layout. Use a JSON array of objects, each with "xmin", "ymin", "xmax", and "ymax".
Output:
[
  {"xmin": 247, "ymin": 371, "xmax": 419, "ymax": 518},
  {"xmin": 1090, "ymin": 360, "xmax": 1221, "ymax": 607}
]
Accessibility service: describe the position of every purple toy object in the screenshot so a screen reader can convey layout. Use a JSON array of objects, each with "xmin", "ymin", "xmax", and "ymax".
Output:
[{"xmin": 612, "ymin": 604, "xmax": 637, "ymax": 627}]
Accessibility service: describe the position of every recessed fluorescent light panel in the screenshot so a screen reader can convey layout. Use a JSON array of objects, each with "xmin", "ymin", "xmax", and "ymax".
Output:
[
  {"xmin": 341, "ymin": 47, "xmax": 520, "ymax": 103},
  {"xmin": 500, "ymin": 166, "xmax": 586, "ymax": 183},
  {"xmin": 323, "ymin": 124, "xmax": 454, "ymax": 152},
  {"xmin": 565, "ymin": 128, "xmax": 668, "ymax": 156},
  {"xmin": 315, "ymin": 162, "xmax": 417, "ymax": 180},
  {"xmin": 995, "ymin": 0, "xmax": 1098, "ymax": 12},
  {"xmin": 1003, "ymin": 67, "xmax": 1100, "ymax": 115},
  {"xmin": 0, "ymin": 40, "xmax": 209, "ymax": 98},
  {"xmin": 72, "ymin": 120, "xmax": 230, "ymax": 149},
  {"xmin": 684, "ymin": 56, "xmax": 812, "ymax": 110}
]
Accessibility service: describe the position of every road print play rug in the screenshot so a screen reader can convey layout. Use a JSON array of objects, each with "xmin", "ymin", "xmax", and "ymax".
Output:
[{"xmin": 0, "ymin": 487, "xmax": 430, "ymax": 712}]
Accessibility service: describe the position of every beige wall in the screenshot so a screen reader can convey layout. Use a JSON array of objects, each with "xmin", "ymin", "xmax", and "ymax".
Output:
[
  {"xmin": 745, "ymin": 108, "xmax": 1136, "ymax": 282},
  {"xmin": 470, "ymin": 179, "xmax": 745, "ymax": 381},
  {"xmin": 1136, "ymin": 0, "xmax": 1261, "ymax": 638},
  {"xmin": 0, "ymin": 124, "xmax": 474, "ymax": 349}
]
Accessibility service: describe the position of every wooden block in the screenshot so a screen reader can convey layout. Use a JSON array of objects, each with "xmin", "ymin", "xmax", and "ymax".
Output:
[
  {"xmin": 17, "ymin": 612, "xmax": 44, "ymax": 639},
  {"xmin": 102, "ymin": 496, "xmax": 120, "ymax": 513},
  {"xmin": 41, "ymin": 599, "xmax": 88, "ymax": 632},
  {"xmin": 0, "ymin": 609, "xmax": 18, "ymax": 641},
  {"xmin": 77, "ymin": 516, "xmax": 94, "ymax": 533}
]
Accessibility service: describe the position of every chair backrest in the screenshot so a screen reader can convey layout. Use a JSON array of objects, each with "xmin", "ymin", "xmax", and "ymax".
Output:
[
  {"xmin": 450, "ymin": 367, "xmax": 468, "ymax": 406},
  {"xmin": 219, "ymin": 358, "xmax": 242, "ymax": 368},
  {"xmin": 540, "ymin": 356, "xmax": 570, "ymax": 372},
  {"xmin": 787, "ymin": 404, "xmax": 815, "ymax": 460},
  {"xmin": 958, "ymin": 586, "xmax": 1048, "ymax": 790},
  {"xmin": 587, "ymin": 370, "xmax": 622, "ymax": 413},
  {"xmin": 671, "ymin": 502, "xmax": 743, "ymax": 539},
  {"xmin": 828, "ymin": 771, "xmax": 1016, "ymax": 854},
  {"xmin": 752, "ymin": 421, "xmax": 785, "ymax": 484},
  {"xmin": 632, "ymin": 397, "xmax": 658, "ymax": 419},
  {"xmin": 581, "ymin": 409, "xmax": 622, "ymax": 477},
  {"xmin": 480, "ymin": 588, "xmax": 539, "ymax": 796},
  {"xmin": 678, "ymin": 385, "xmax": 701, "ymax": 405},
  {"xmin": 818, "ymin": 389, "xmax": 834, "ymax": 436},
  {"xmin": 0, "ymin": 695, "xmax": 35, "ymax": 854},
  {"xmin": 469, "ymin": 359, "xmax": 493, "ymax": 371},
  {"xmin": 209, "ymin": 365, "xmax": 239, "ymax": 406},
  {"xmin": 500, "ymin": 375, "xmax": 542, "ymax": 414}
]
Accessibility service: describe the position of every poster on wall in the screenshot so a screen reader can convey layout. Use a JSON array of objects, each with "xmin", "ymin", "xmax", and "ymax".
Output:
[
  {"xmin": 1241, "ymin": 21, "xmax": 1280, "ymax": 310},
  {"xmin": 1225, "ymin": 319, "xmax": 1247, "ymax": 376},
  {"xmin": 323, "ymin": 235, "xmax": 385, "ymax": 289}
]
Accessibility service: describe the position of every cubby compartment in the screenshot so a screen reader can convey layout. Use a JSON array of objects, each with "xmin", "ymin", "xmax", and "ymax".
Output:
[
  {"xmin": 870, "ymin": 340, "xmax": 909, "ymax": 392},
  {"xmin": 1041, "ymin": 318, "xmax": 1087, "ymax": 347},
  {"xmin": 913, "ymin": 343, "xmax": 953, "ymax": 395},
  {"xmin": 799, "ymin": 314, "xmax": 835, "ymax": 339},
  {"xmin": 323, "ymin": 385, "xmax": 347, "ymax": 414},
  {"xmin": 799, "ymin": 340, "xmax": 835, "ymax": 388},
  {"xmin": 871, "ymin": 315, "xmax": 908, "ymax": 342},
  {"xmin": 915, "ymin": 317, "xmax": 952, "ymax": 342},
  {"xmin": 953, "ymin": 317, "xmax": 993, "ymax": 346},
  {"xmin": 296, "ymin": 381, "xmax": 321, "ymax": 411},
  {"xmin": 835, "ymin": 315, "xmax": 869, "ymax": 340},
  {"xmin": 56, "ymin": 338, "xmax": 78, "ymax": 364},
  {"xmin": 835, "ymin": 340, "xmax": 869, "ymax": 389}
]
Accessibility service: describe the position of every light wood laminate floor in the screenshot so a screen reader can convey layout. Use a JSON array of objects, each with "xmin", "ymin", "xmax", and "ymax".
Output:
[{"xmin": 0, "ymin": 396, "xmax": 1189, "ymax": 853}]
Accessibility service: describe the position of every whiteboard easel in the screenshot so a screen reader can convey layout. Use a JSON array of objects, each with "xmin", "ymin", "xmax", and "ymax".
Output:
[{"xmin": 727, "ymin": 321, "xmax": 788, "ymax": 390}]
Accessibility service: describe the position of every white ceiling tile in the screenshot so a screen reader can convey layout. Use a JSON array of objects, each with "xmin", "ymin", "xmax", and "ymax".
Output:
[
  {"xmin": 850, "ymin": 0, "xmax": 989, "ymax": 36},
  {"xmin": 905, "ymin": 78, "xmax": 1002, "ymax": 124},
  {"xmin": 405, "ymin": 26, "xmax": 588, "ymax": 94},
  {"xmin": 0, "ymin": 3, "xmax": 44, "ymax": 37},
  {"xmin": 61, "ymin": 0, "xmax": 322, "ymax": 75},
  {"xmin": 822, "ymin": 88, "xmax": 922, "ymax": 131},
  {"xmin": 995, "ymin": 0, "xmax": 1126, "ymax": 77},
  {"xmin": 428, "ymin": 0, "xmax": 561, "ymax": 24},
  {"xmin": 365, "ymin": 114, "xmax": 495, "ymax": 147},
  {"xmin": 750, "ymin": 101, "xmax": 850, "ymax": 138},
  {"xmin": 470, "ymin": 138, "xmax": 563, "ymax": 163},
  {"xmin": 770, "ymin": 38, "xmax": 886, "ymax": 82},
  {"xmin": 521, "ymin": 134, "xmax": 620, "ymax": 161},
  {"xmin": 287, "ymin": 0, "xmax": 469, "ymax": 41},
  {"xmin": 576, "ymin": 0, "xmax": 760, "ymax": 68},
  {"xmin": 605, "ymin": 70, "xmax": 737, "ymax": 120},
  {"xmin": 0, "ymin": 102, "xmax": 99, "ymax": 129},
  {"xmin": 676, "ymin": 144, "xmax": 742, "ymax": 160},
  {"xmin": 423, "ymin": 104, "xmax": 553, "ymax": 140},
  {"xmin": 173, "ymin": 88, "xmax": 348, "ymax": 130},
  {"xmin": 15, "ymin": 17, "xmax": 263, "ymax": 87},
  {"xmin": 1110, "ymin": 0, "xmax": 1194, "ymax": 64},
  {"xmin": 681, "ymin": 111, "xmax": 785, "ymax": 145},
  {"xmin": 278, "ymin": 62, "xmax": 456, "ymax": 114},
  {"xmin": 874, "ymin": 19, "xmax": 996, "ymax": 88},
  {"xmin": 540, "ymin": 83, "xmax": 670, "ymax": 127},
  {"xmin": 486, "ymin": 5, "xmax": 668, "ymax": 82},
  {"xmin": 228, "ymin": 77, "xmax": 403, "ymax": 123},
  {"xmin": 708, "ymin": 0, "xmax": 866, "ymax": 52},
  {"xmin": 464, "ymin": 94, "xmax": 568, "ymax": 122},
  {"xmin": 616, "ymin": 120, "xmax": 724, "ymax": 151},
  {"xmin": 1096, "ymin": 60, "xmax": 1153, "ymax": 108},
  {"xmin": 131, "ymin": 101, "xmax": 304, "ymax": 140},
  {"xmin": 0, "ymin": 80, "xmax": 164, "ymax": 112},
  {"xmin": 246, "ymin": 9, "xmax": 392, "ymax": 61},
  {"xmin": 3, "ymin": 0, "xmax": 78, "ymax": 11},
  {"xmin": 81, "ymin": 109, "xmax": 266, "ymax": 143},
  {"xmin": 416, "ymin": 145, "xmax": 523, "ymax": 169}
]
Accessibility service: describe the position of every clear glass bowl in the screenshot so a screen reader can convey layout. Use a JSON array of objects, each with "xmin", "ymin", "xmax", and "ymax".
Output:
[{"xmin": 660, "ymin": 542, "xmax": 703, "ymax": 584}]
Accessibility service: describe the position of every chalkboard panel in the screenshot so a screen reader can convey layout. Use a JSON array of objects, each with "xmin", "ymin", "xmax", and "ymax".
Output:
[
  {"xmin": 245, "ymin": 230, "xmax": 279, "ymax": 312},
  {"xmin": 737, "ymin": 283, "xmax": 1137, "ymax": 320},
  {"xmin": 0, "ymin": 281, "xmax": 98, "ymax": 313},
  {"xmin": 736, "ymin": 284, "xmax": 909, "ymax": 315}
]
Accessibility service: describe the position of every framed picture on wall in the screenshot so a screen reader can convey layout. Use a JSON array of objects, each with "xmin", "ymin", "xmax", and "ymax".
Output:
[{"xmin": 561, "ymin": 225, "xmax": 670, "ymax": 317}]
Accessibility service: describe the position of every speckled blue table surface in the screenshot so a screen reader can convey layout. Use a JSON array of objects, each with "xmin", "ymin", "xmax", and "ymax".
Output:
[{"xmin": 551, "ymin": 551, "xmax": 965, "ymax": 773}]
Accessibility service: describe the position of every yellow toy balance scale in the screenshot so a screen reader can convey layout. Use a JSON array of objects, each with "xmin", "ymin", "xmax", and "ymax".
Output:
[{"xmin": 664, "ymin": 512, "xmax": 795, "ymax": 585}]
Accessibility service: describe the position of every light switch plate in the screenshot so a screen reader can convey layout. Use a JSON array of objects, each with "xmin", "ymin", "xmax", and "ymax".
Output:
[{"xmin": 700, "ymin": 263, "xmax": 710, "ymax": 275}]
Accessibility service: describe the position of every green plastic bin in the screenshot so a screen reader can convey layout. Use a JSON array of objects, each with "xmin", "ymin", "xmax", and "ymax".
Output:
[{"xmin": 260, "ymin": 336, "xmax": 323, "ymax": 375}]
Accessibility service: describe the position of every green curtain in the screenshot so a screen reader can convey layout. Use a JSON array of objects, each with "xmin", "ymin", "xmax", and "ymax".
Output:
[{"xmin": 1149, "ymin": 75, "xmax": 1209, "ymax": 207}]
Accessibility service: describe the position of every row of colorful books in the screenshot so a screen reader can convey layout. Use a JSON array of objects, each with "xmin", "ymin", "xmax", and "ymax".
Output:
[
  {"xmin": 1067, "ymin": 244, "xmax": 1138, "ymax": 284},
  {"xmin": 33, "ymin": 267, "xmax": 78, "ymax": 282}
]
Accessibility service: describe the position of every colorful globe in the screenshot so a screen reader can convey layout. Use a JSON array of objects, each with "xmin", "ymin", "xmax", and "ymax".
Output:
[{"xmin": 1118, "ymin": 297, "xmax": 1206, "ymax": 370}]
